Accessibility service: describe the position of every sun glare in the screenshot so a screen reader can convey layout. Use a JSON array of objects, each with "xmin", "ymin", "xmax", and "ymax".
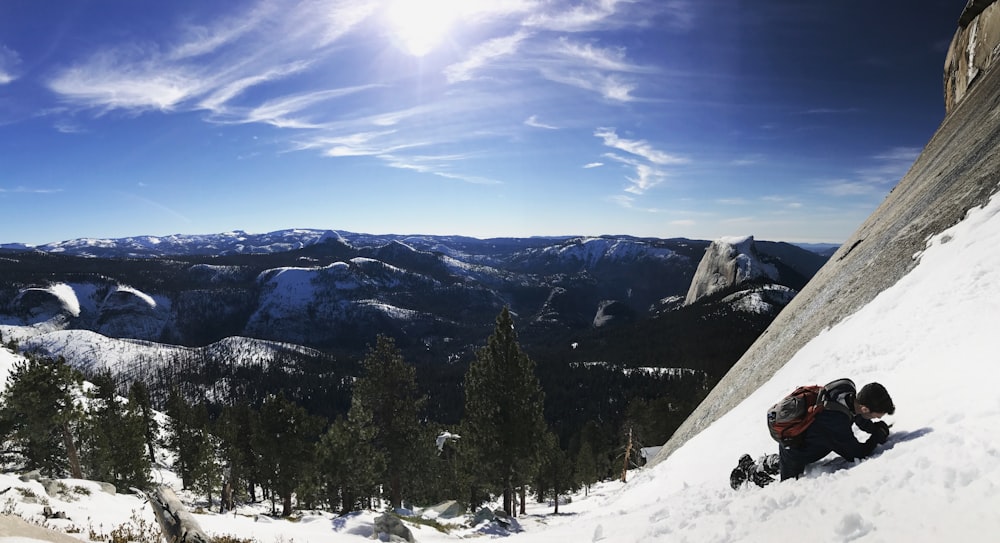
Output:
[{"xmin": 385, "ymin": 0, "xmax": 463, "ymax": 56}]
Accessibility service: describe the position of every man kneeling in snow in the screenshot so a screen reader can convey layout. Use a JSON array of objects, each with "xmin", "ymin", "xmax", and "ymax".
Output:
[{"xmin": 732, "ymin": 379, "xmax": 895, "ymax": 488}]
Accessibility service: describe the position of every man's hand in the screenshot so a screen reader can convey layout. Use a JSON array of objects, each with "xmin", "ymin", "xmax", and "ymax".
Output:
[{"xmin": 870, "ymin": 421, "xmax": 891, "ymax": 444}]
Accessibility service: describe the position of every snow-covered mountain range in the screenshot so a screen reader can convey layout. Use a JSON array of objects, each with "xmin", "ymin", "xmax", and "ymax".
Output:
[
  {"xmin": 0, "ymin": 231, "xmax": 826, "ymax": 358},
  {"xmin": 0, "ymin": 230, "xmax": 825, "ymax": 423}
]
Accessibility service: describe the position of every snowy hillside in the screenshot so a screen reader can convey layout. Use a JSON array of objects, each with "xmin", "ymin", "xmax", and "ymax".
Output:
[
  {"xmin": 2, "ymin": 329, "xmax": 327, "ymax": 390},
  {"xmin": 0, "ymin": 191, "xmax": 996, "ymax": 542}
]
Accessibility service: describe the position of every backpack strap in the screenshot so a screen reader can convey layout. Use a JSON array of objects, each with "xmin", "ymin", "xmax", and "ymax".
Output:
[{"xmin": 819, "ymin": 378, "xmax": 856, "ymax": 417}]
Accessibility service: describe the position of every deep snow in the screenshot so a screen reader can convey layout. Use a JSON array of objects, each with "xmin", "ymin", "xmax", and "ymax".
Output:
[{"xmin": 2, "ymin": 189, "xmax": 1000, "ymax": 542}]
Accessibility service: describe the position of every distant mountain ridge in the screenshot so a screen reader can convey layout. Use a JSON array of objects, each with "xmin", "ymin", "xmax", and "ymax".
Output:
[
  {"xmin": 0, "ymin": 231, "xmax": 832, "ymax": 356},
  {"xmin": 1, "ymin": 229, "xmax": 570, "ymax": 258},
  {"xmin": 0, "ymin": 228, "xmax": 832, "ymax": 428},
  {"xmin": 0, "ymin": 228, "xmax": 835, "ymax": 259}
]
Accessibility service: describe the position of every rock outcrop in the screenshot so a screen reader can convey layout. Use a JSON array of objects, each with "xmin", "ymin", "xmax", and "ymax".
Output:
[
  {"xmin": 683, "ymin": 236, "xmax": 778, "ymax": 306},
  {"xmin": 945, "ymin": 0, "xmax": 1000, "ymax": 113},
  {"xmin": 653, "ymin": 2, "xmax": 1000, "ymax": 466}
]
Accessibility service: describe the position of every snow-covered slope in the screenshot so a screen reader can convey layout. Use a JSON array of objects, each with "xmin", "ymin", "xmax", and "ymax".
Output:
[{"xmin": 8, "ymin": 329, "xmax": 325, "ymax": 385}]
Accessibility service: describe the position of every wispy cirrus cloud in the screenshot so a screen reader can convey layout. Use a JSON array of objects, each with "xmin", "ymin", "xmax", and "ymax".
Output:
[
  {"xmin": 583, "ymin": 162, "xmax": 604, "ymax": 168},
  {"xmin": 0, "ymin": 186, "xmax": 63, "ymax": 194},
  {"xmin": 198, "ymin": 61, "xmax": 314, "ymax": 113},
  {"xmin": 444, "ymin": 31, "xmax": 529, "ymax": 83},
  {"xmin": 381, "ymin": 153, "xmax": 502, "ymax": 185},
  {"xmin": 525, "ymin": 115, "xmax": 558, "ymax": 129},
  {"xmin": 818, "ymin": 146, "xmax": 921, "ymax": 197},
  {"xmin": 532, "ymin": 37, "xmax": 658, "ymax": 102},
  {"xmin": 239, "ymin": 85, "xmax": 382, "ymax": 128},
  {"xmin": 540, "ymin": 69, "xmax": 639, "ymax": 102},
  {"xmin": 524, "ymin": 0, "xmax": 640, "ymax": 32},
  {"xmin": 45, "ymin": 1, "xmax": 376, "ymax": 116},
  {"xmin": 48, "ymin": 46, "xmax": 206, "ymax": 112},
  {"xmin": 816, "ymin": 179, "xmax": 876, "ymax": 197},
  {"xmin": 595, "ymin": 128, "xmax": 688, "ymax": 195},
  {"xmin": 595, "ymin": 128, "xmax": 688, "ymax": 165},
  {"xmin": 0, "ymin": 45, "xmax": 20, "ymax": 85},
  {"xmin": 552, "ymin": 38, "xmax": 655, "ymax": 74}
]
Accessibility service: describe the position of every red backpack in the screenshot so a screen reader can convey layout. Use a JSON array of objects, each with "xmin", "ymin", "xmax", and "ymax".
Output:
[
  {"xmin": 767, "ymin": 379, "xmax": 854, "ymax": 446},
  {"xmin": 767, "ymin": 385, "xmax": 825, "ymax": 445}
]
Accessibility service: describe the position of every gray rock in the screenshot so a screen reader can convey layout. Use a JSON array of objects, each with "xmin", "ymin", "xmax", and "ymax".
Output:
[{"xmin": 371, "ymin": 512, "xmax": 415, "ymax": 543}]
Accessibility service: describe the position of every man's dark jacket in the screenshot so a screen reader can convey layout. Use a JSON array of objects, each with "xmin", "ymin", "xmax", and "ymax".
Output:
[{"xmin": 778, "ymin": 380, "xmax": 881, "ymax": 480}]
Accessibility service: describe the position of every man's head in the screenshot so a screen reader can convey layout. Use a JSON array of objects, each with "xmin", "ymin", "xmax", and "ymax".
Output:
[{"xmin": 856, "ymin": 382, "xmax": 895, "ymax": 419}]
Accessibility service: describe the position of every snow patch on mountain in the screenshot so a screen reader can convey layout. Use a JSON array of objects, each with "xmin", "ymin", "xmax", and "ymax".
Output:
[
  {"xmin": 721, "ymin": 284, "xmax": 797, "ymax": 314},
  {"xmin": 14, "ymin": 328, "xmax": 324, "ymax": 379},
  {"xmin": 12, "ymin": 282, "xmax": 82, "ymax": 318},
  {"xmin": 535, "ymin": 237, "xmax": 678, "ymax": 268}
]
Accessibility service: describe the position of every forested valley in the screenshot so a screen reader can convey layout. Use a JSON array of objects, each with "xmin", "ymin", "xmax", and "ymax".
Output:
[{"xmin": 0, "ymin": 299, "xmax": 756, "ymax": 519}]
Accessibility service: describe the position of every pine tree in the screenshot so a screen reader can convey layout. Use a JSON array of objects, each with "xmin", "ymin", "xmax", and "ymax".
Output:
[
  {"xmin": 163, "ymin": 388, "xmax": 217, "ymax": 501},
  {"xmin": 214, "ymin": 402, "xmax": 260, "ymax": 511},
  {"xmin": 574, "ymin": 438, "xmax": 599, "ymax": 497},
  {"xmin": 461, "ymin": 307, "xmax": 548, "ymax": 516},
  {"xmin": 536, "ymin": 431, "xmax": 572, "ymax": 514},
  {"xmin": 82, "ymin": 372, "xmax": 151, "ymax": 490},
  {"xmin": 254, "ymin": 394, "xmax": 322, "ymax": 517},
  {"xmin": 352, "ymin": 335, "xmax": 425, "ymax": 509},
  {"xmin": 315, "ymin": 399, "xmax": 384, "ymax": 513},
  {"xmin": 128, "ymin": 380, "xmax": 159, "ymax": 464},
  {"xmin": 0, "ymin": 355, "xmax": 84, "ymax": 477}
]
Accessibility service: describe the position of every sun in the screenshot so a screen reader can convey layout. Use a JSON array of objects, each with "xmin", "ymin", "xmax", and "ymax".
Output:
[{"xmin": 384, "ymin": 0, "xmax": 463, "ymax": 57}]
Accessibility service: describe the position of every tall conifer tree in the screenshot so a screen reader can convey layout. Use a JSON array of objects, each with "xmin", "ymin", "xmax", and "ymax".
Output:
[
  {"xmin": 315, "ymin": 399, "xmax": 384, "ymax": 513},
  {"xmin": 83, "ymin": 372, "xmax": 151, "ymax": 490},
  {"xmin": 0, "ymin": 355, "xmax": 84, "ymax": 478},
  {"xmin": 254, "ymin": 394, "xmax": 322, "ymax": 516},
  {"xmin": 461, "ymin": 307, "xmax": 547, "ymax": 516},
  {"xmin": 352, "ymin": 335, "xmax": 425, "ymax": 509}
]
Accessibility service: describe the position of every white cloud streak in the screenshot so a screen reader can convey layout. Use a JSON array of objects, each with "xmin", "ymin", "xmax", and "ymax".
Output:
[
  {"xmin": 0, "ymin": 45, "xmax": 20, "ymax": 85},
  {"xmin": 596, "ymin": 128, "xmax": 687, "ymax": 195},
  {"xmin": 595, "ymin": 128, "xmax": 688, "ymax": 165},
  {"xmin": 525, "ymin": 115, "xmax": 558, "ymax": 129},
  {"xmin": 445, "ymin": 31, "xmax": 529, "ymax": 83},
  {"xmin": 0, "ymin": 186, "xmax": 63, "ymax": 194},
  {"xmin": 524, "ymin": 0, "xmax": 635, "ymax": 32},
  {"xmin": 818, "ymin": 146, "xmax": 922, "ymax": 197},
  {"xmin": 552, "ymin": 38, "xmax": 654, "ymax": 73}
]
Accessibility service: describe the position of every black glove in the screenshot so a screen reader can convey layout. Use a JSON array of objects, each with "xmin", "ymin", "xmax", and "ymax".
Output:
[{"xmin": 870, "ymin": 421, "xmax": 890, "ymax": 444}]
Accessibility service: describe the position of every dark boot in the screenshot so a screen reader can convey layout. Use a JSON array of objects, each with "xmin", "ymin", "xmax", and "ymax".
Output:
[
  {"xmin": 730, "ymin": 454, "xmax": 754, "ymax": 490},
  {"xmin": 750, "ymin": 468, "xmax": 775, "ymax": 487},
  {"xmin": 761, "ymin": 453, "xmax": 780, "ymax": 476}
]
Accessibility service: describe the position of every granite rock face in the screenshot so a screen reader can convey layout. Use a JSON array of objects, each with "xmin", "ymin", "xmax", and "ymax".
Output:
[
  {"xmin": 945, "ymin": 0, "xmax": 1000, "ymax": 114},
  {"xmin": 683, "ymin": 236, "xmax": 778, "ymax": 306}
]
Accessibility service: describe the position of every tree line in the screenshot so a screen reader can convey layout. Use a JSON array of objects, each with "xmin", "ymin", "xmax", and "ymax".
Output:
[{"xmin": 0, "ymin": 307, "xmax": 707, "ymax": 518}]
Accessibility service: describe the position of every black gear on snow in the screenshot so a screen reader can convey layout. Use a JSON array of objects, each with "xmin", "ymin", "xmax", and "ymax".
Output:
[
  {"xmin": 730, "ymin": 454, "xmax": 754, "ymax": 490},
  {"xmin": 730, "ymin": 453, "xmax": 779, "ymax": 489}
]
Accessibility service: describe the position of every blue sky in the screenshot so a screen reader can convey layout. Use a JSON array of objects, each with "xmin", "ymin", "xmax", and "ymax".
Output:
[{"xmin": 0, "ymin": 0, "xmax": 959, "ymax": 246}]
